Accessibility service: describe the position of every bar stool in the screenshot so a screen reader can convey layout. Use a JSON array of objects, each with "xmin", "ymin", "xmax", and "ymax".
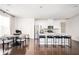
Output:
[
  {"xmin": 69, "ymin": 36, "xmax": 72, "ymax": 48},
  {"xmin": 47, "ymin": 36, "xmax": 54, "ymax": 47},
  {"xmin": 57, "ymin": 35, "xmax": 61, "ymax": 46},
  {"xmin": 39, "ymin": 35, "xmax": 46, "ymax": 47},
  {"xmin": 65, "ymin": 36, "xmax": 71, "ymax": 48},
  {"xmin": 65, "ymin": 36, "xmax": 68, "ymax": 47},
  {"xmin": 54, "ymin": 35, "xmax": 61, "ymax": 47},
  {"xmin": 53, "ymin": 35, "xmax": 58, "ymax": 47},
  {"xmin": 61, "ymin": 35, "xmax": 65, "ymax": 48},
  {"xmin": 61, "ymin": 34, "xmax": 69, "ymax": 48}
]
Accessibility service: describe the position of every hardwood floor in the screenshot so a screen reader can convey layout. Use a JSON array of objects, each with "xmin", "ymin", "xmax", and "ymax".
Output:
[{"xmin": 0, "ymin": 39, "xmax": 79, "ymax": 55}]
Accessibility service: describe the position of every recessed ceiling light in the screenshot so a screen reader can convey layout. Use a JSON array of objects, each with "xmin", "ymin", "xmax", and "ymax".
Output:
[
  {"xmin": 7, "ymin": 4, "xmax": 11, "ymax": 6},
  {"xmin": 72, "ymin": 4, "xmax": 79, "ymax": 7},
  {"xmin": 74, "ymin": 5, "xmax": 78, "ymax": 7},
  {"xmin": 40, "ymin": 6, "xmax": 43, "ymax": 8},
  {"xmin": 6, "ymin": 9, "xmax": 9, "ymax": 12},
  {"xmin": 65, "ymin": 18, "xmax": 70, "ymax": 19}
]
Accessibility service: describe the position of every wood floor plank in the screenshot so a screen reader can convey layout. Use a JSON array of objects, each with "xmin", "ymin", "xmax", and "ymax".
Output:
[{"xmin": 0, "ymin": 39, "xmax": 79, "ymax": 55}]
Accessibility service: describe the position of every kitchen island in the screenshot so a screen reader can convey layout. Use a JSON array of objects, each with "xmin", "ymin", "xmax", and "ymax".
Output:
[{"xmin": 38, "ymin": 33, "xmax": 72, "ymax": 48}]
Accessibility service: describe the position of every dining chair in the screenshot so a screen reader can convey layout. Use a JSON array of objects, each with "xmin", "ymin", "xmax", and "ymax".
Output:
[
  {"xmin": 0, "ymin": 37, "xmax": 12, "ymax": 55},
  {"xmin": 17, "ymin": 34, "xmax": 26, "ymax": 47}
]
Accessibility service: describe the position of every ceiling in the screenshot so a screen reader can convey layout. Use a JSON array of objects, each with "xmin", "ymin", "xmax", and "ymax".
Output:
[{"xmin": 0, "ymin": 4, "xmax": 79, "ymax": 19}]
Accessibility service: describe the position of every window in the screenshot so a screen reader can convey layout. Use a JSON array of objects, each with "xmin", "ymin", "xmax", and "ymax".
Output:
[{"xmin": 0, "ymin": 15, "xmax": 10, "ymax": 36}]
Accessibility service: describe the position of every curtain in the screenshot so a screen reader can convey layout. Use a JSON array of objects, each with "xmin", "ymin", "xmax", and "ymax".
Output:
[{"xmin": 0, "ymin": 15, "xmax": 10, "ymax": 36}]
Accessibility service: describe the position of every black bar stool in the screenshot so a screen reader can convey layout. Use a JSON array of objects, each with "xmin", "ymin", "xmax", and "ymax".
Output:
[
  {"xmin": 57, "ymin": 35, "xmax": 61, "ymax": 46},
  {"xmin": 61, "ymin": 36, "xmax": 66, "ymax": 48},
  {"xmin": 53, "ymin": 35, "xmax": 58, "ymax": 47},
  {"xmin": 47, "ymin": 36, "xmax": 54, "ymax": 47},
  {"xmin": 39, "ymin": 35, "xmax": 46, "ymax": 47},
  {"xmin": 54, "ymin": 35, "xmax": 61, "ymax": 47},
  {"xmin": 65, "ymin": 36, "xmax": 68, "ymax": 47},
  {"xmin": 65, "ymin": 36, "xmax": 71, "ymax": 48},
  {"xmin": 69, "ymin": 36, "xmax": 72, "ymax": 48}
]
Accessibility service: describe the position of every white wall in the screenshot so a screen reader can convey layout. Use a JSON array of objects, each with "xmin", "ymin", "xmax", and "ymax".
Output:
[
  {"xmin": 15, "ymin": 17, "xmax": 34, "ymax": 39},
  {"xmin": 66, "ymin": 15, "xmax": 79, "ymax": 41}
]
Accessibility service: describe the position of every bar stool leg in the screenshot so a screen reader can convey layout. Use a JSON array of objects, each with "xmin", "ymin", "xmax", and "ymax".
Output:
[
  {"xmin": 2, "ymin": 40, "xmax": 4, "ymax": 55},
  {"xmin": 58, "ymin": 37, "xmax": 59, "ymax": 47},
  {"xmin": 54, "ymin": 37, "xmax": 56, "ymax": 48},
  {"xmin": 53, "ymin": 37, "xmax": 54, "ymax": 47},
  {"xmin": 55, "ymin": 38, "xmax": 58, "ymax": 48},
  {"xmin": 64, "ymin": 37, "xmax": 65, "ymax": 48},
  {"xmin": 51, "ymin": 38, "xmax": 52, "ymax": 47},
  {"xmin": 20, "ymin": 39, "xmax": 21, "ymax": 48},
  {"xmin": 47, "ymin": 38, "xmax": 48, "ymax": 48},
  {"xmin": 61, "ymin": 37, "xmax": 62, "ymax": 48},
  {"xmin": 70, "ymin": 38, "xmax": 72, "ymax": 48},
  {"xmin": 44, "ymin": 38, "xmax": 45, "ymax": 47}
]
